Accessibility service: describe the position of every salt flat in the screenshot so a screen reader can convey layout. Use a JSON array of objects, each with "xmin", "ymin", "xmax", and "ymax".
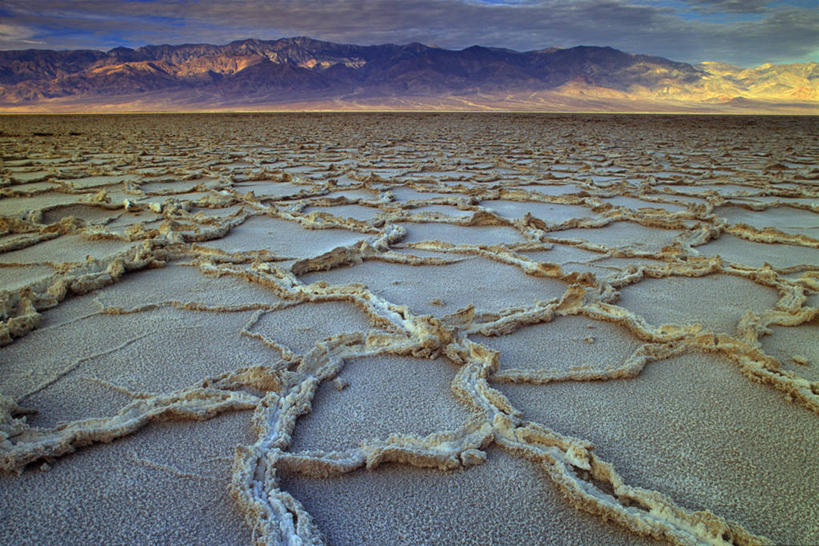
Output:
[{"xmin": 1, "ymin": 113, "xmax": 817, "ymax": 545}]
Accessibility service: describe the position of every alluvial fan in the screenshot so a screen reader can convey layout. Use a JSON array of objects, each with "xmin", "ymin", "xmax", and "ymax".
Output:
[{"xmin": 0, "ymin": 113, "xmax": 817, "ymax": 545}]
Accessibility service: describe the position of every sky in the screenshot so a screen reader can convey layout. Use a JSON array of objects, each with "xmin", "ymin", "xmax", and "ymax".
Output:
[{"xmin": 0, "ymin": 0, "xmax": 816, "ymax": 67}]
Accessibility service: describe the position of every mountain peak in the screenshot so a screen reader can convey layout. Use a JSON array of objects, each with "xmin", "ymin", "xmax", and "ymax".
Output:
[{"xmin": 0, "ymin": 37, "xmax": 815, "ymax": 112}]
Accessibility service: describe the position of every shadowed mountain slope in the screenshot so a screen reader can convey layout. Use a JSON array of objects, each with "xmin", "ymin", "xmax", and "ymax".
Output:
[{"xmin": 0, "ymin": 37, "xmax": 816, "ymax": 112}]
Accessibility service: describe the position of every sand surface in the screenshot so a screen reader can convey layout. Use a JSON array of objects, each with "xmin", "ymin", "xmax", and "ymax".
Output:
[{"xmin": 1, "ymin": 113, "xmax": 817, "ymax": 545}]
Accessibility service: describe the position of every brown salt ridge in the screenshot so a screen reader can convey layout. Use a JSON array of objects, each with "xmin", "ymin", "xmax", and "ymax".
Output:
[{"xmin": 0, "ymin": 113, "xmax": 817, "ymax": 545}]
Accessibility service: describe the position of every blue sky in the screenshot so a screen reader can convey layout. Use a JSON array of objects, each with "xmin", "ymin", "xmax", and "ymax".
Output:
[{"xmin": 0, "ymin": 0, "xmax": 816, "ymax": 66}]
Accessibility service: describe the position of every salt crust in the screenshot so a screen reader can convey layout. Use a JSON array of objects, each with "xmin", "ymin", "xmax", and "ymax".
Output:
[{"xmin": 1, "ymin": 114, "xmax": 817, "ymax": 545}]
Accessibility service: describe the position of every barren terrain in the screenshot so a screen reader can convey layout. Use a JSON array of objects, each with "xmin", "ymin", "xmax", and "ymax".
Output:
[{"xmin": 0, "ymin": 113, "xmax": 817, "ymax": 545}]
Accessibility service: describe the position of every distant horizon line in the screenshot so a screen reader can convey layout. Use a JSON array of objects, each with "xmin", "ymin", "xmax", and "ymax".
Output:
[{"xmin": 2, "ymin": 110, "xmax": 817, "ymax": 117}]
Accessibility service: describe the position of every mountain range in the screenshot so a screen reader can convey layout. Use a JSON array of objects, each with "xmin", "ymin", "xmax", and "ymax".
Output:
[{"xmin": 0, "ymin": 37, "xmax": 816, "ymax": 113}]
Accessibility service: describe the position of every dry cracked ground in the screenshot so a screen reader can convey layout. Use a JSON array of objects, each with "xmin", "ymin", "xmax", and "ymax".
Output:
[{"xmin": 0, "ymin": 113, "xmax": 817, "ymax": 545}]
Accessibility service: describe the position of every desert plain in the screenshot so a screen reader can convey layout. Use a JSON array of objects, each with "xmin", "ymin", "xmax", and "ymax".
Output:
[{"xmin": 0, "ymin": 113, "xmax": 817, "ymax": 545}]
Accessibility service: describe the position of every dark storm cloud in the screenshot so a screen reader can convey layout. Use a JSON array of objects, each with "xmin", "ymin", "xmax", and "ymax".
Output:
[
  {"xmin": 0, "ymin": 0, "xmax": 816, "ymax": 66},
  {"xmin": 683, "ymin": 0, "xmax": 770, "ymax": 14}
]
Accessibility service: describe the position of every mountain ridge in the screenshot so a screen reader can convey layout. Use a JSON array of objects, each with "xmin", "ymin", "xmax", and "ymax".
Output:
[{"xmin": 1, "ymin": 37, "xmax": 816, "ymax": 113}]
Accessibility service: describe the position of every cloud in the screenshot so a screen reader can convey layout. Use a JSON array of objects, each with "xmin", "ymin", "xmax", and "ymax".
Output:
[
  {"xmin": 709, "ymin": 7, "xmax": 819, "ymax": 63},
  {"xmin": 0, "ymin": 0, "xmax": 816, "ymax": 66},
  {"xmin": 683, "ymin": 0, "xmax": 770, "ymax": 14},
  {"xmin": 0, "ymin": 22, "xmax": 44, "ymax": 47}
]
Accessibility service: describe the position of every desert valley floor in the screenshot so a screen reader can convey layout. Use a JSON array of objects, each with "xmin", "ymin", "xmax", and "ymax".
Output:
[{"xmin": 0, "ymin": 113, "xmax": 817, "ymax": 545}]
